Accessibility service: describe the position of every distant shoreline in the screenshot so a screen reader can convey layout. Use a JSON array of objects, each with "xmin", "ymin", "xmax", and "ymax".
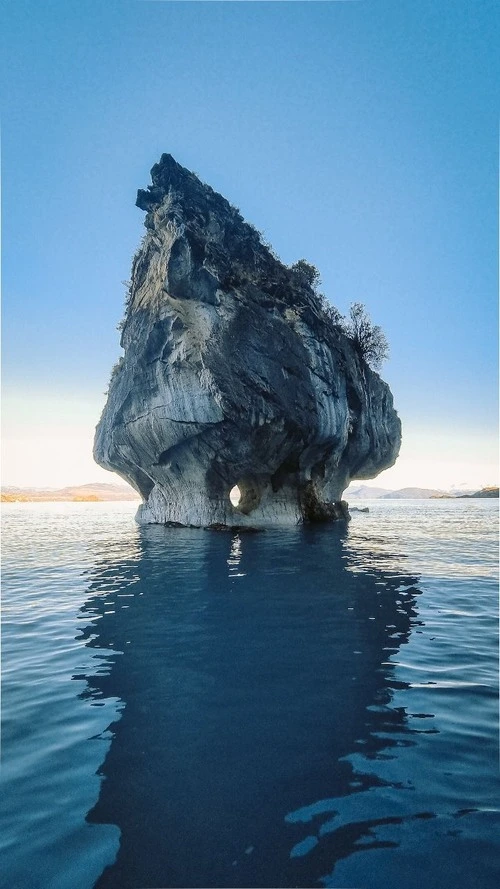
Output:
[
  {"xmin": 1, "ymin": 494, "xmax": 140, "ymax": 503},
  {"xmin": 345, "ymin": 485, "xmax": 498, "ymax": 500},
  {"xmin": 1, "ymin": 483, "xmax": 140, "ymax": 503},
  {"xmin": 2, "ymin": 482, "xmax": 497, "ymax": 504}
]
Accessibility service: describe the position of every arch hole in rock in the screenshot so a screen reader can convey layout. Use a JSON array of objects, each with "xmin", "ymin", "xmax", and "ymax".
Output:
[
  {"xmin": 229, "ymin": 485, "xmax": 241, "ymax": 507},
  {"xmin": 228, "ymin": 479, "xmax": 262, "ymax": 515}
]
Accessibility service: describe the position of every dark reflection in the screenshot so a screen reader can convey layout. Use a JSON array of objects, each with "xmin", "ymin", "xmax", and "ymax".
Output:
[{"xmin": 76, "ymin": 524, "xmax": 424, "ymax": 888}]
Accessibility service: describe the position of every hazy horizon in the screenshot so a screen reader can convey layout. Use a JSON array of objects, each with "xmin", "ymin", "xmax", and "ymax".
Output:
[{"xmin": 2, "ymin": 478, "xmax": 496, "ymax": 495}]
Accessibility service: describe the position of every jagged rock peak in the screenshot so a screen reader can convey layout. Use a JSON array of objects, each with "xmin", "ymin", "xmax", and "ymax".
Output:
[
  {"xmin": 94, "ymin": 154, "xmax": 401, "ymax": 527},
  {"xmin": 136, "ymin": 153, "xmax": 239, "ymax": 217},
  {"xmin": 133, "ymin": 154, "xmax": 329, "ymax": 320}
]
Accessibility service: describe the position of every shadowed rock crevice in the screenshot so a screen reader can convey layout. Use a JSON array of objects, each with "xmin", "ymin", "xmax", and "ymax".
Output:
[{"xmin": 94, "ymin": 154, "xmax": 401, "ymax": 526}]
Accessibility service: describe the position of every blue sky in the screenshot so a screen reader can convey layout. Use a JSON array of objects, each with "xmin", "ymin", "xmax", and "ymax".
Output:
[{"xmin": 1, "ymin": 0, "xmax": 498, "ymax": 489}]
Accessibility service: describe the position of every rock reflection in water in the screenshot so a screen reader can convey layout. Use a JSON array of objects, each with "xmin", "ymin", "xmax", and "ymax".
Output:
[{"xmin": 76, "ymin": 525, "xmax": 422, "ymax": 888}]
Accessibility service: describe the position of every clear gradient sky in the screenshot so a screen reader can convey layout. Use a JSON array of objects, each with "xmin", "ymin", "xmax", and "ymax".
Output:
[{"xmin": 1, "ymin": 0, "xmax": 498, "ymax": 490}]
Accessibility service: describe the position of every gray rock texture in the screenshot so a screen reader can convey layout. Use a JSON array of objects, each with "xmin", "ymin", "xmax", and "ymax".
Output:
[{"xmin": 94, "ymin": 154, "xmax": 401, "ymax": 526}]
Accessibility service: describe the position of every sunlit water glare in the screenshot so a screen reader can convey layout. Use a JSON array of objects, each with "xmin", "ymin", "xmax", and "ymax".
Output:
[{"xmin": 1, "ymin": 499, "xmax": 498, "ymax": 888}]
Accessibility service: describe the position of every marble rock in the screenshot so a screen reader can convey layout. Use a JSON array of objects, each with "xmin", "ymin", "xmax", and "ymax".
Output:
[{"xmin": 94, "ymin": 154, "xmax": 401, "ymax": 526}]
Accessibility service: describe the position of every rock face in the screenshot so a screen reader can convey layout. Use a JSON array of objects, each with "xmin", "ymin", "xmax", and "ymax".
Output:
[{"xmin": 94, "ymin": 154, "xmax": 401, "ymax": 526}]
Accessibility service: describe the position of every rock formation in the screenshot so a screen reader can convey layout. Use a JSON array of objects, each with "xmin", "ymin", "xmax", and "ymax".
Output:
[{"xmin": 94, "ymin": 154, "xmax": 401, "ymax": 527}]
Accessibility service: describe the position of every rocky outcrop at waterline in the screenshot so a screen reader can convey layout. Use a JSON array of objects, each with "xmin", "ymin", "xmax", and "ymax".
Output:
[{"xmin": 94, "ymin": 154, "xmax": 401, "ymax": 527}]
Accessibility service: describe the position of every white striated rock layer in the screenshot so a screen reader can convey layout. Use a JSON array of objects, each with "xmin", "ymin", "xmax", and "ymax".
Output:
[{"xmin": 94, "ymin": 155, "xmax": 401, "ymax": 526}]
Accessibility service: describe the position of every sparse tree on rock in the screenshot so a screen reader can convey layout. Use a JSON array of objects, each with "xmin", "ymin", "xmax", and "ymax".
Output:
[
  {"xmin": 317, "ymin": 293, "xmax": 343, "ymax": 326},
  {"xmin": 342, "ymin": 302, "xmax": 389, "ymax": 371},
  {"xmin": 290, "ymin": 259, "xmax": 321, "ymax": 290}
]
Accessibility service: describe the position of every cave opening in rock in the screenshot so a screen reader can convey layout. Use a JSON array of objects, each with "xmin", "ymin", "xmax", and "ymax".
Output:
[
  {"xmin": 229, "ymin": 485, "xmax": 242, "ymax": 507},
  {"xmin": 228, "ymin": 480, "xmax": 261, "ymax": 515}
]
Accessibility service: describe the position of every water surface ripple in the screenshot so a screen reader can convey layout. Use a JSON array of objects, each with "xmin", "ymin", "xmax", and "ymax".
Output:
[{"xmin": 1, "ymin": 499, "xmax": 498, "ymax": 888}]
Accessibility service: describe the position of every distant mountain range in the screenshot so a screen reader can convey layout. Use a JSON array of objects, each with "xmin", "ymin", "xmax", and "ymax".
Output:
[
  {"xmin": 1, "ymin": 483, "xmax": 140, "ymax": 502},
  {"xmin": 383, "ymin": 487, "xmax": 452, "ymax": 499},
  {"xmin": 344, "ymin": 485, "xmax": 392, "ymax": 499},
  {"xmin": 1, "ymin": 483, "xmax": 497, "ymax": 503},
  {"xmin": 456, "ymin": 486, "xmax": 499, "ymax": 499},
  {"xmin": 345, "ymin": 485, "xmax": 498, "ymax": 500}
]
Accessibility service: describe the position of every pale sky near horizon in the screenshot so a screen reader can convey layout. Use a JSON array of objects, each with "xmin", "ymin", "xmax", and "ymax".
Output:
[{"xmin": 1, "ymin": 0, "xmax": 498, "ymax": 492}]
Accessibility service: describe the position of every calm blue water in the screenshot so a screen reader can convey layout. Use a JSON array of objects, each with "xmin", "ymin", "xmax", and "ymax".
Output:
[{"xmin": 1, "ymin": 499, "xmax": 498, "ymax": 889}]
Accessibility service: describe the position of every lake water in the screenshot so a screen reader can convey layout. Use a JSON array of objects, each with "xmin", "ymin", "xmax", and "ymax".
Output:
[{"xmin": 1, "ymin": 499, "xmax": 498, "ymax": 889}]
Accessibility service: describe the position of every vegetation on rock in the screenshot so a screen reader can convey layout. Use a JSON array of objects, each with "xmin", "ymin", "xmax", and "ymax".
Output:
[
  {"xmin": 341, "ymin": 302, "xmax": 390, "ymax": 371},
  {"xmin": 116, "ymin": 166, "xmax": 391, "ymax": 376}
]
